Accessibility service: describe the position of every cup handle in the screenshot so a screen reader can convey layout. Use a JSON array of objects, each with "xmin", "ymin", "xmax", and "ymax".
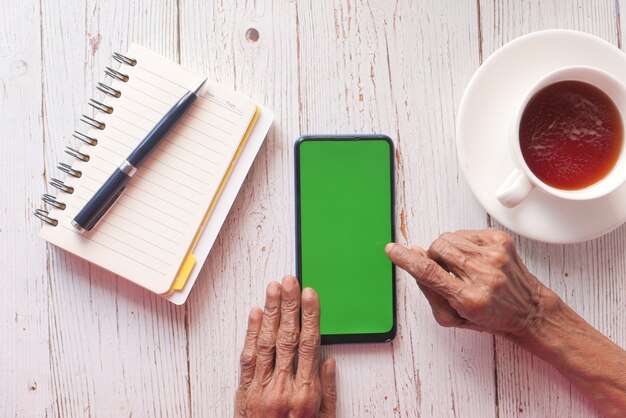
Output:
[{"xmin": 496, "ymin": 169, "xmax": 534, "ymax": 208}]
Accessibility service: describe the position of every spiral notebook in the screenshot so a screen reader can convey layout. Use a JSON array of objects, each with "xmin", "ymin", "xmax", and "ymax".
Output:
[{"xmin": 36, "ymin": 44, "xmax": 273, "ymax": 301}]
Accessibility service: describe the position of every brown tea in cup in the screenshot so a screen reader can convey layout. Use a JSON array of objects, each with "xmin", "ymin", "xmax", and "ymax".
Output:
[{"xmin": 519, "ymin": 80, "xmax": 623, "ymax": 190}]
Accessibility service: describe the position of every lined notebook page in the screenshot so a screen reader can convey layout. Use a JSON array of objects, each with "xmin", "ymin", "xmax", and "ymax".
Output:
[{"xmin": 40, "ymin": 44, "xmax": 257, "ymax": 294}]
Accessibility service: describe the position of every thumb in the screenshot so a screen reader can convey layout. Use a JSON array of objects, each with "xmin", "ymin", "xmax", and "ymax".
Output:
[{"xmin": 319, "ymin": 358, "xmax": 337, "ymax": 418}]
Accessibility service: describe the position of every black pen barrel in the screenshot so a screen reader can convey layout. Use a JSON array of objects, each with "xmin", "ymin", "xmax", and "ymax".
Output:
[
  {"xmin": 72, "ymin": 168, "xmax": 130, "ymax": 232},
  {"xmin": 127, "ymin": 90, "xmax": 197, "ymax": 167}
]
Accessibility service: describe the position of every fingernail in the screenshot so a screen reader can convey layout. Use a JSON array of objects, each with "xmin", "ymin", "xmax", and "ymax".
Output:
[
  {"xmin": 302, "ymin": 287, "xmax": 316, "ymax": 299},
  {"xmin": 385, "ymin": 243, "xmax": 396, "ymax": 254},
  {"xmin": 268, "ymin": 281, "xmax": 281, "ymax": 296},
  {"xmin": 326, "ymin": 359, "xmax": 336, "ymax": 376},
  {"xmin": 283, "ymin": 276, "xmax": 295, "ymax": 291},
  {"xmin": 249, "ymin": 307, "xmax": 262, "ymax": 320}
]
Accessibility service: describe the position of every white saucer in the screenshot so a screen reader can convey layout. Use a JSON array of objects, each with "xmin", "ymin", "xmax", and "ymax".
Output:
[{"xmin": 457, "ymin": 30, "xmax": 626, "ymax": 244}]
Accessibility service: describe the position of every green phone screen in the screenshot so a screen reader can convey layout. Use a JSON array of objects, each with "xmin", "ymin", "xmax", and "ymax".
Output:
[{"xmin": 297, "ymin": 138, "xmax": 394, "ymax": 337}]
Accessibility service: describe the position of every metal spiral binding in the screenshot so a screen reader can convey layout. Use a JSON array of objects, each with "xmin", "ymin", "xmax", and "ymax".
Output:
[
  {"xmin": 58, "ymin": 162, "xmax": 82, "ymax": 178},
  {"xmin": 73, "ymin": 130, "xmax": 97, "ymax": 146},
  {"xmin": 80, "ymin": 114, "xmax": 105, "ymax": 130},
  {"xmin": 112, "ymin": 52, "xmax": 137, "ymax": 66},
  {"xmin": 42, "ymin": 193, "xmax": 66, "ymax": 210},
  {"xmin": 88, "ymin": 98, "xmax": 113, "ymax": 114},
  {"xmin": 65, "ymin": 146, "xmax": 90, "ymax": 162},
  {"xmin": 105, "ymin": 66, "xmax": 129, "ymax": 82},
  {"xmin": 34, "ymin": 209, "xmax": 58, "ymax": 226},
  {"xmin": 36, "ymin": 51, "xmax": 137, "ymax": 226},
  {"xmin": 96, "ymin": 82, "xmax": 121, "ymax": 98},
  {"xmin": 50, "ymin": 178, "xmax": 74, "ymax": 194}
]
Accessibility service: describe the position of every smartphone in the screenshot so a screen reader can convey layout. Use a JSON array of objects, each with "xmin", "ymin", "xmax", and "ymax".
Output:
[{"xmin": 295, "ymin": 135, "xmax": 396, "ymax": 344}]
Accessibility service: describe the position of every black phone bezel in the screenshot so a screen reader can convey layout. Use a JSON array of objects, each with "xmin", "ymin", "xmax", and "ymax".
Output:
[{"xmin": 294, "ymin": 134, "xmax": 397, "ymax": 345}]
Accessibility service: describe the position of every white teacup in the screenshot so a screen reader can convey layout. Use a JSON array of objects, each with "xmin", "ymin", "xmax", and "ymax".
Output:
[{"xmin": 496, "ymin": 66, "xmax": 626, "ymax": 208}]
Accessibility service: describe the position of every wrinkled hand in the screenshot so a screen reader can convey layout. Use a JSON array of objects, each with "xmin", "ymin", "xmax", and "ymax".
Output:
[
  {"xmin": 386, "ymin": 229, "xmax": 558, "ymax": 341},
  {"xmin": 234, "ymin": 277, "xmax": 337, "ymax": 418}
]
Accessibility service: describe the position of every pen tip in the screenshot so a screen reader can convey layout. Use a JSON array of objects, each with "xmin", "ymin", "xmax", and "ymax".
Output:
[{"xmin": 193, "ymin": 78, "xmax": 207, "ymax": 94}]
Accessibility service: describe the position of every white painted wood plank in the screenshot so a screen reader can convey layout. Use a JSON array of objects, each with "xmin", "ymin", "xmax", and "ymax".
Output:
[
  {"xmin": 0, "ymin": 1, "xmax": 52, "ymax": 417},
  {"xmin": 179, "ymin": 0, "xmax": 303, "ymax": 416},
  {"xmin": 37, "ymin": 0, "xmax": 191, "ymax": 416},
  {"xmin": 479, "ymin": 1, "xmax": 625, "ymax": 417},
  {"xmin": 358, "ymin": 1, "xmax": 495, "ymax": 416}
]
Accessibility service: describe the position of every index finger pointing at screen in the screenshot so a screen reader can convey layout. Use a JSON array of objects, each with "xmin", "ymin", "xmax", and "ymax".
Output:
[{"xmin": 385, "ymin": 242, "xmax": 464, "ymax": 299}]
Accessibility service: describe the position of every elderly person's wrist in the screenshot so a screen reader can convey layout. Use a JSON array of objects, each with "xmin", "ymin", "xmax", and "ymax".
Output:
[
  {"xmin": 504, "ymin": 286, "xmax": 626, "ymax": 417},
  {"xmin": 508, "ymin": 288, "xmax": 576, "ymax": 359}
]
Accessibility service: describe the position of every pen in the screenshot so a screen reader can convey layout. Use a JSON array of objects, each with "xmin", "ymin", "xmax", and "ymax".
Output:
[{"xmin": 72, "ymin": 78, "xmax": 207, "ymax": 233}]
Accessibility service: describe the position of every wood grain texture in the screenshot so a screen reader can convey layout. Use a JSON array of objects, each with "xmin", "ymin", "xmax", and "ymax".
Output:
[
  {"xmin": 480, "ymin": 1, "xmax": 626, "ymax": 416},
  {"xmin": 0, "ymin": 1, "xmax": 51, "ymax": 417},
  {"xmin": 179, "ymin": 1, "xmax": 302, "ymax": 416},
  {"xmin": 1, "ymin": 0, "xmax": 625, "ymax": 417}
]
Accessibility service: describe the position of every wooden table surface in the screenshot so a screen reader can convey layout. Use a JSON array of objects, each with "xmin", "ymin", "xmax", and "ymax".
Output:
[{"xmin": 2, "ymin": 1, "xmax": 626, "ymax": 416}]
